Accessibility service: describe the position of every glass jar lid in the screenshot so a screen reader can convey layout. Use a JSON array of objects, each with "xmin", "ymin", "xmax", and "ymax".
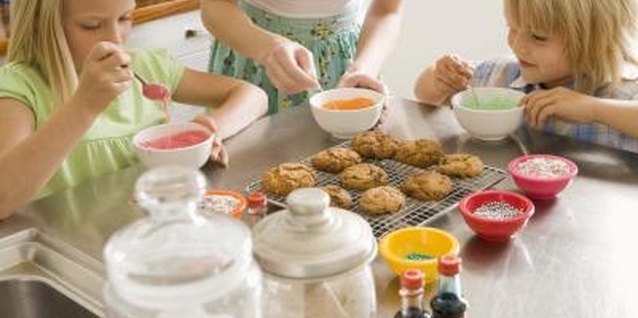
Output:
[{"xmin": 252, "ymin": 188, "xmax": 377, "ymax": 281}]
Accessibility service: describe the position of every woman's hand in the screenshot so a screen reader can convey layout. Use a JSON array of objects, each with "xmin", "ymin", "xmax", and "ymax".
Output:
[
  {"xmin": 259, "ymin": 41, "xmax": 320, "ymax": 94},
  {"xmin": 72, "ymin": 42, "xmax": 133, "ymax": 118},
  {"xmin": 192, "ymin": 115, "xmax": 229, "ymax": 167},
  {"xmin": 337, "ymin": 70, "xmax": 387, "ymax": 94},
  {"xmin": 522, "ymin": 87, "xmax": 599, "ymax": 127},
  {"xmin": 338, "ymin": 69, "xmax": 389, "ymax": 128}
]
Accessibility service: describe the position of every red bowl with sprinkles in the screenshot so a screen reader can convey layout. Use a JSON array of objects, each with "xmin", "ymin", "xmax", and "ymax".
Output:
[
  {"xmin": 508, "ymin": 154, "xmax": 578, "ymax": 199},
  {"xmin": 459, "ymin": 190, "xmax": 535, "ymax": 241}
]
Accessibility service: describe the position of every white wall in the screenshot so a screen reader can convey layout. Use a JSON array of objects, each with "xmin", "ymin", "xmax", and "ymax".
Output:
[{"xmin": 381, "ymin": 0, "xmax": 512, "ymax": 99}]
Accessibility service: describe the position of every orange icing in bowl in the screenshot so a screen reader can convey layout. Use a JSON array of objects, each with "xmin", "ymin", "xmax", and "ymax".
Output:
[{"xmin": 322, "ymin": 97, "xmax": 375, "ymax": 110}]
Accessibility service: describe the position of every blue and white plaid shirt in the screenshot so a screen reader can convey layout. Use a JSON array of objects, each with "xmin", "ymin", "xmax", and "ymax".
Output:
[{"xmin": 471, "ymin": 57, "xmax": 638, "ymax": 153}]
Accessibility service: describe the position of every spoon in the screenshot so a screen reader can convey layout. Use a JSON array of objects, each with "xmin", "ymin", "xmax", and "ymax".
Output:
[
  {"xmin": 469, "ymin": 85, "xmax": 481, "ymax": 109},
  {"xmin": 133, "ymin": 72, "xmax": 170, "ymax": 101}
]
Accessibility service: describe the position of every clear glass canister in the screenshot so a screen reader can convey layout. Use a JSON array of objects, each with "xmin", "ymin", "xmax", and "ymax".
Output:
[
  {"xmin": 103, "ymin": 166, "xmax": 262, "ymax": 318},
  {"xmin": 252, "ymin": 188, "xmax": 378, "ymax": 318}
]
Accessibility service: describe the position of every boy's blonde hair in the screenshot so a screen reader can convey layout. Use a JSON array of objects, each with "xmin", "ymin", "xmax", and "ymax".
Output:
[
  {"xmin": 8, "ymin": 0, "xmax": 77, "ymax": 106},
  {"xmin": 505, "ymin": 0, "xmax": 638, "ymax": 94}
]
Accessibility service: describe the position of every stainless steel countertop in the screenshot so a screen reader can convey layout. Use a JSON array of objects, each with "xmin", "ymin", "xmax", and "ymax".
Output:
[{"xmin": 3, "ymin": 97, "xmax": 638, "ymax": 317}]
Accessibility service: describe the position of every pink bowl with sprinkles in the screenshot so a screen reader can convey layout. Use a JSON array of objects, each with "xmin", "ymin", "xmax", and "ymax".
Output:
[{"xmin": 508, "ymin": 154, "xmax": 578, "ymax": 200}]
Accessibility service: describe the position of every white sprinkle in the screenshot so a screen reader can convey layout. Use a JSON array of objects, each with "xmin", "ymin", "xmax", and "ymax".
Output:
[
  {"xmin": 516, "ymin": 158, "xmax": 570, "ymax": 179},
  {"xmin": 474, "ymin": 201, "xmax": 522, "ymax": 219}
]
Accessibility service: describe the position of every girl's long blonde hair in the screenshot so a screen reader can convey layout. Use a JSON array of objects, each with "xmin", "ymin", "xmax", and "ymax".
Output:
[
  {"xmin": 505, "ymin": 0, "xmax": 638, "ymax": 94},
  {"xmin": 8, "ymin": 0, "xmax": 77, "ymax": 106}
]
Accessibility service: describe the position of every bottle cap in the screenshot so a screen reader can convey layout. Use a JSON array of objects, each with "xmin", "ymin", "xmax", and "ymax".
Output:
[
  {"xmin": 400, "ymin": 268, "xmax": 425, "ymax": 290},
  {"xmin": 247, "ymin": 191, "xmax": 267, "ymax": 208},
  {"xmin": 438, "ymin": 254, "xmax": 461, "ymax": 276}
]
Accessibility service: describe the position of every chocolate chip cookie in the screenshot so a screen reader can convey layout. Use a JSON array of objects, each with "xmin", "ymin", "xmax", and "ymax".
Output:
[
  {"xmin": 311, "ymin": 148, "xmax": 362, "ymax": 173},
  {"xmin": 320, "ymin": 185, "xmax": 353, "ymax": 209},
  {"xmin": 339, "ymin": 163, "xmax": 389, "ymax": 191},
  {"xmin": 400, "ymin": 171, "xmax": 453, "ymax": 201},
  {"xmin": 352, "ymin": 131, "xmax": 399, "ymax": 159},
  {"xmin": 359, "ymin": 186, "xmax": 406, "ymax": 215},
  {"xmin": 394, "ymin": 139, "xmax": 444, "ymax": 169},
  {"xmin": 437, "ymin": 154, "xmax": 484, "ymax": 178},
  {"xmin": 262, "ymin": 163, "xmax": 316, "ymax": 196}
]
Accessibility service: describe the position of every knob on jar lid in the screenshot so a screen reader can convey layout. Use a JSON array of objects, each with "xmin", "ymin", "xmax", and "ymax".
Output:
[
  {"xmin": 401, "ymin": 269, "xmax": 425, "ymax": 289},
  {"xmin": 438, "ymin": 254, "xmax": 462, "ymax": 276},
  {"xmin": 252, "ymin": 188, "xmax": 377, "ymax": 281}
]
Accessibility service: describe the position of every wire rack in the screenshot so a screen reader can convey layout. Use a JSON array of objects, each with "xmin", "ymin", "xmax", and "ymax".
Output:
[{"xmin": 246, "ymin": 141, "xmax": 507, "ymax": 238}]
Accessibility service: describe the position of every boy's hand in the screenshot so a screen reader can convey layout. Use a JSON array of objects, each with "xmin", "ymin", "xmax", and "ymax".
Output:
[
  {"xmin": 259, "ymin": 40, "xmax": 320, "ymax": 94},
  {"xmin": 192, "ymin": 115, "xmax": 229, "ymax": 167},
  {"xmin": 522, "ymin": 87, "xmax": 598, "ymax": 127},
  {"xmin": 430, "ymin": 54, "xmax": 473, "ymax": 105},
  {"xmin": 73, "ymin": 42, "xmax": 132, "ymax": 117}
]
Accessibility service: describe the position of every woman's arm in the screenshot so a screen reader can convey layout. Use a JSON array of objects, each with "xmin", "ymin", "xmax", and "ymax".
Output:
[
  {"xmin": 0, "ymin": 98, "xmax": 98, "ymax": 219},
  {"xmin": 349, "ymin": 0, "xmax": 403, "ymax": 77},
  {"xmin": 200, "ymin": 0, "xmax": 317, "ymax": 93},
  {"xmin": 200, "ymin": 0, "xmax": 282, "ymax": 63},
  {"xmin": 172, "ymin": 68, "xmax": 268, "ymax": 139}
]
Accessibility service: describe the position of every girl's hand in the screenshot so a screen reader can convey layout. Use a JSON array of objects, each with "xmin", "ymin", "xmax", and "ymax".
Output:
[
  {"xmin": 522, "ymin": 87, "xmax": 599, "ymax": 127},
  {"xmin": 192, "ymin": 115, "xmax": 229, "ymax": 167},
  {"xmin": 73, "ymin": 42, "xmax": 133, "ymax": 117},
  {"xmin": 430, "ymin": 54, "xmax": 473, "ymax": 105},
  {"xmin": 259, "ymin": 41, "xmax": 320, "ymax": 94}
]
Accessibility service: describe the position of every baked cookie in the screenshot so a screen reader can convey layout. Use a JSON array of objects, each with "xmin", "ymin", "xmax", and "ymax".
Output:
[
  {"xmin": 311, "ymin": 148, "xmax": 362, "ymax": 173},
  {"xmin": 400, "ymin": 171, "xmax": 453, "ymax": 201},
  {"xmin": 352, "ymin": 131, "xmax": 399, "ymax": 159},
  {"xmin": 359, "ymin": 186, "xmax": 406, "ymax": 215},
  {"xmin": 339, "ymin": 163, "xmax": 389, "ymax": 191},
  {"xmin": 262, "ymin": 163, "xmax": 316, "ymax": 196},
  {"xmin": 320, "ymin": 185, "xmax": 353, "ymax": 209},
  {"xmin": 437, "ymin": 154, "xmax": 484, "ymax": 178},
  {"xmin": 394, "ymin": 139, "xmax": 444, "ymax": 169}
]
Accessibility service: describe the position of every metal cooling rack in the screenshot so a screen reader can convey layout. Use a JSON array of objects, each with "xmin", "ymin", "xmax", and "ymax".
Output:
[{"xmin": 246, "ymin": 141, "xmax": 507, "ymax": 238}]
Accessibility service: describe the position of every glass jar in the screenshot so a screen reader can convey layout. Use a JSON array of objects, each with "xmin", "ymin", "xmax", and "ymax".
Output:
[
  {"xmin": 103, "ymin": 166, "xmax": 262, "ymax": 318},
  {"xmin": 252, "ymin": 188, "xmax": 378, "ymax": 318}
]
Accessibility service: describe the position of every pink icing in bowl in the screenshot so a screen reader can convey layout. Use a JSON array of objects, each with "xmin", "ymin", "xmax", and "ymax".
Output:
[
  {"xmin": 133, "ymin": 122, "xmax": 214, "ymax": 169},
  {"xmin": 142, "ymin": 130, "xmax": 211, "ymax": 150}
]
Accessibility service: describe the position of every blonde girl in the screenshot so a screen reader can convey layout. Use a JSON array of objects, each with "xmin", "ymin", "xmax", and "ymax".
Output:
[{"xmin": 0, "ymin": 0, "xmax": 268, "ymax": 218}]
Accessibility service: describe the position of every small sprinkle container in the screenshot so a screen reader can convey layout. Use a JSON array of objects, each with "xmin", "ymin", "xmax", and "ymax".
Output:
[
  {"xmin": 459, "ymin": 190, "xmax": 535, "ymax": 241},
  {"xmin": 508, "ymin": 154, "xmax": 578, "ymax": 199},
  {"xmin": 199, "ymin": 190, "xmax": 247, "ymax": 219}
]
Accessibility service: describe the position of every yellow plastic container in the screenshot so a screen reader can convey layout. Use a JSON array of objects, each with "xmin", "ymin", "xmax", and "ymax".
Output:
[{"xmin": 379, "ymin": 227, "xmax": 460, "ymax": 283}]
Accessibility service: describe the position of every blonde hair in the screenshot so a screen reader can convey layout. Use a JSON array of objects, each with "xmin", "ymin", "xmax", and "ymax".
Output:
[
  {"xmin": 8, "ymin": 0, "xmax": 77, "ymax": 106},
  {"xmin": 505, "ymin": 0, "xmax": 638, "ymax": 94}
]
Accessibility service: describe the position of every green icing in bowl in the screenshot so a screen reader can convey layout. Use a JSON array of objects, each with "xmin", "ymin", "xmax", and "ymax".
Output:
[{"xmin": 463, "ymin": 96, "xmax": 519, "ymax": 111}]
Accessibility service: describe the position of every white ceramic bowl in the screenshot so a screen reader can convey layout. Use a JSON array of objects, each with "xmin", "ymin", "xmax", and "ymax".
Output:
[
  {"xmin": 309, "ymin": 88, "xmax": 385, "ymax": 139},
  {"xmin": 451, "ymin": 87, "xmax": 525, "ymax": 141},
  {"xmin": 133, "ymin": 122, "xmax": 214, "ymax": 169}
]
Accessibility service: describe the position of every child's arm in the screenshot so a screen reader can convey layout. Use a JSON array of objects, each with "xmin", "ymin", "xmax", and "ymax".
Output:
[
  {"xmin": 200, "ymin": 0, "xmax": 318, "ymax": 93},
  {"xmin": 523, "ymin": 87, "xmax": 638, "ymax": 138},
  {"xmin": 414, "ymin": 55, "xmax": 473, "ymax": 106},
  {"xmin": 0, "ymin": 42, "xmax": 132, "ymax": 219},
  {"xmin": 171, "ymin": 69, "xmax": 268, "ymax": 140},
  {"xmin": 0, "ymin": 98, "xmax": 100, "ymax": 219},
  {"xmin": 337, "ymin": 0, "xmax": 402, "ymax": 92}
]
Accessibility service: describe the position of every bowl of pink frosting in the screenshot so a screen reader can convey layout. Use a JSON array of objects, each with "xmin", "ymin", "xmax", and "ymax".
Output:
[{"xmin": 133, "ymin": 122, "xmax": 214, "ymax": 169}]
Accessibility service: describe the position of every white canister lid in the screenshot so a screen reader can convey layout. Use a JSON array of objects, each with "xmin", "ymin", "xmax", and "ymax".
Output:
[{"xmin": 252, "ymin": 188, "xmax": 377, "ymax": 281}]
